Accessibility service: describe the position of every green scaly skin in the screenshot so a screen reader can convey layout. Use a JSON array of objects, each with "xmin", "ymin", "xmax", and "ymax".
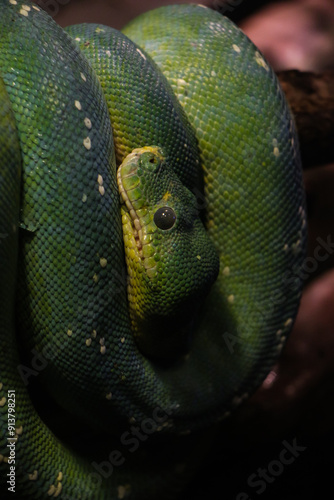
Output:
[{"xmin": 0, "ymin": 1, "xmax": 306, "ymax": 499}]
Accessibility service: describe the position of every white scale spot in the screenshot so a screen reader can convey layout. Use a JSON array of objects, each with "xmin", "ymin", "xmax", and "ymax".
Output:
[
  {"xmin": 84, "ymin": 117, "xmax": 92, "ymax": 129},
  {"xmin": 82, "ymin": 193, "xmax": 87, "ymax": 203},
  {"xmin": 100, "ymin": 257, "xmax": 107, "ymax": 268},
  {"xmin": 208, "ymin": 21, "xmax": 220, "ymax": 31},
  {"xmin": 47, "ymin": 484, "xmax": 56, "ymax": 496},
  {"xmin": 83, "ymin": 137, "xmax": 91, "ymax": 150},
  {"xmin": 100, "ymin": 345, "xmax": 106, "ymax": 355},
  {"xmin": 284, "ymin": 318, "xmax": 293, "ymax": 328},
  {"xmin": 9, "ymin": 0, "xmax": 17, "ymax": 5},
  {"xmin": 211, "ymin": 70, "xmax": 217, "ymax": 77},
  {"xmin": 54, "ymin": 483, "xmax": 62, "ymax": 497},
  {"xmin": 75, "ymin": 100, "xmax": 82, "ymax": 110},
  {"xmin": 19, "ymin": 8, "xmax": 28, "ymax": 16},
  {"xmin": 57, "ymin": 472, "xmax": 63, "ymax": 482},
  {"xmin": 232, "ymin": 44, "xmax": 241, "ymax": 53},
  {"xmin": 255, "ymin": 51, "xmax": 269, "ymax": 71},
  {"xmin": 92, "ymin": 330, "xmax": 97, "ymax": 338},
  {"xmin": 0, "ymin": 397, "xmax": 6, "ymax": 407},
  {"xmin": 75, "ymin": 37, "xmax": 81, "ymax": 42},
  {"xmin": 22, "ymin": 4, "xmax": 31, "ymax": 10},
  {"xmin": 227, "ymin": 294, "xmax": 234, "ymax": 304},
  {"xmin": 136, "ymin": 48, "xmax": 146, "ymax": 60},
  {"xmin": 273, "ymin": 146, "xmax": 280, "ymax": 157},
  {"xmin": 292, "ymin": 239, "xmax": 301, "ymax": 254},
  {"xmin": 28, "ymin": 470, "xmax": 38, "ymax": 481},
  {"xmin": 223, "ymin": 266, "xmax": 230, "ymax": 276},
  {"xmin": 106, "ymin": 50, "xmax": 111, "ymax": 57},
  {"xmin": 16, "ymin": 425, "xmax": 23, "ymax": 435},
  {"xmin": 98, "ymin": 175, "xmax": 104, "ymax": 195},
  {"xmin": 93, "ymin": 273, "xmax": 98, "ymax": 283},
  {"xmin": 80, "ymin": 72, "xmax": 87, "ymax": 82},
  {"xmin": 67, "ymin": 329, "xmax": 72, "ymax": 337},
  {"xmin": 277, "ymin": 341, "xmax": 284, "ymax": 353},
  {"xmin": 196, "ymin": 255, "xmax": 201, "ymax": 260},
  {"xmin": 85, "ymin": 338, "xmax": 92, "ymax": 347},
  {"xmin": 177, "ymin": 78, "xmax": 187, "ymax": 87}
]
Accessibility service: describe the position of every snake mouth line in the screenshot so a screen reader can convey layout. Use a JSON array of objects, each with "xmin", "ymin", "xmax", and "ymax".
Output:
[{"xmin": 117, "ymin": 167, "xmax": 144, "ymax": 258}]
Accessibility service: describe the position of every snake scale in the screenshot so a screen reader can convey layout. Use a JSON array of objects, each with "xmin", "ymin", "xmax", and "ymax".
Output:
[{"xmin": 0, "ymin": 1, "xmax": 306, "ymax": 498}]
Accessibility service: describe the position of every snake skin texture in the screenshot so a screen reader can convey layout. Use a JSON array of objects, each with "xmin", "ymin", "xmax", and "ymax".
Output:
[{"xmin": 0, "ymin": 1, "xmax": 306, "ymax": 498}]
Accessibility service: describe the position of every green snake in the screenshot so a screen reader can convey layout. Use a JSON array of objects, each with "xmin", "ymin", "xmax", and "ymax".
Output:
[{"xmin": 0, "ymin": 1, "xmax": 306, "ymax": 498}]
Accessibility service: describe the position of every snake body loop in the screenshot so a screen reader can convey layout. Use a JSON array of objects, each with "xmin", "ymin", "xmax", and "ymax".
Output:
[{"xmin": 0, "ymin": 1, "xmax": 306, "ymax": 498}]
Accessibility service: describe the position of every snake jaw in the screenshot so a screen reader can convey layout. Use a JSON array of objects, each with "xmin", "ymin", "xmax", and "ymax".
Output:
[
  {"xmin": 121, "ymin": 208, "xmax": 143, "ymax": 258},
  {"xmin": 117, "ymin": 157, "xmax": 145, "ymax": 260},
  {"xmin": 117, "ymin": 148, "xmax": 161, "ymax": 284}
]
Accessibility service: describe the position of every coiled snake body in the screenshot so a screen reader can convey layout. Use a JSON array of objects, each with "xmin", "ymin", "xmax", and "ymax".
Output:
[{"xmin": 0, "ymin": 1, "xmax": 306, "ymax": 498}]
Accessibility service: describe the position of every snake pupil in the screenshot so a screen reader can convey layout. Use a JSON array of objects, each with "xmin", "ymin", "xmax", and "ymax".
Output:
[{"xmin": 154, "ymin": 207, "xmax": 176, "ymax": 230}]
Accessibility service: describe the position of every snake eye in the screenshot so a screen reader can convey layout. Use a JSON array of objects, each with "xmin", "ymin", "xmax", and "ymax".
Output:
[{"xmin": 154, "ymin": 207, "xmax": 176, "ymax": 230}]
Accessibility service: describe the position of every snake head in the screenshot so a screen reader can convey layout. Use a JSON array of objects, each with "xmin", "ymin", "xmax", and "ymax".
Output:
[{"xmin": 117, "ymin": 146, "xmax": 219, "ymax": 362}]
